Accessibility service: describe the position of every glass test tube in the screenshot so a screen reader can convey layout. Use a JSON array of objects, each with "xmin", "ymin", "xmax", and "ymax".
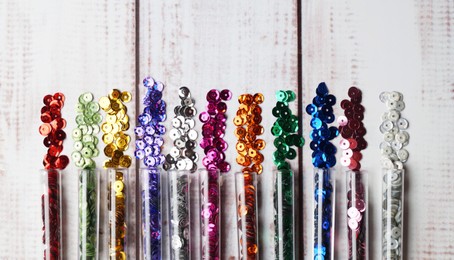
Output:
[
  {"xmin": 141, "ymin": 168, "xmax": 162, "ymax": 260},
  {"xmin": 235, "ymin": 172, "xmax": 259, "ymax": 260},
  {"xmin": 78, "ymin": 169, "xmax": 100, "ymax": 260},
  {"xmin": 107, "ymin": 168, "xmax": 128, "ymax": 259},
  {"xmin": 168, "ymin": 170, "xmax": 191, "ymax": 260},
  {"xmin": 346, "ymin": 170, "xmax": 368, "ymax": 260},
  {"xmin": 313, "ymin": 168, "xmax": 335, "ymax": 260},
  {"xmin": 41, "ymin": 169, "xmax": 63, "ymax": 260},
  {"xmin": 274, "ymin": 169, "xmax": 295, "ymax": 260},
  {"xmin": 382, "ymin": 168, "xmax": 404, "ymax": 260},
  {"xmin": 199, "ymin": 169, "xmax": 221, "ymax": 259}
]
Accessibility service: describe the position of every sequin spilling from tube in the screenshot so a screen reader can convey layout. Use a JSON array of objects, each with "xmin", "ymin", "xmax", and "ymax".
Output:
[
  {"xmin": 39, "ymin": 93, "xmax": 69, "ymax": 260},
  {"xmin": 136, "ymin": 76, "xmax": 167, "ymax": 259},
  {"xmin": 338, "ymin": 87, "xmax": 368, "ymax": 260},
  {"xmin": 234, "ymin": 93, "xmax": 264, "ymax": 260},
  {"xmin": 271, "ymin": 90, "xmax": 304, "ymax": 260},
  {"xmin": 306, "ymin": 83, "xmax": 339, "ymax": 260},
  {"xmin": 380, "ymin": 91, "xmax": 409, "ymax": 260}
]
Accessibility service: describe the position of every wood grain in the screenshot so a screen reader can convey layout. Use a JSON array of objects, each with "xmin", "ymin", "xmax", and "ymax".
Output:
[
  {"xmin": 0, "ymin": 0, "xmax": 136, "ymax": 258},
  {"xmin": 139, "ymin": 1, "xmax": 298, "ymax": 258},
  {"xmin": 1, "ymin": 0, "xmax": 454, "ymax": 259}
]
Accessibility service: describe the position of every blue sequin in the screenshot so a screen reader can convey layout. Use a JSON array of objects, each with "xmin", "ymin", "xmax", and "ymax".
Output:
[
  {"xmin": 316, "ymin": 82, "xmax": 329, "ymax": 96},
  {"xmin": 306, "ymin": 104, "xmax": 317, "ymax": 115},
  {"xmin": 311, "ymin": 118, "xmax": 323, "ymax": 129},
  {"xmin": 305, "ymin": 83, "xmax": 338, "ymax": 169}
]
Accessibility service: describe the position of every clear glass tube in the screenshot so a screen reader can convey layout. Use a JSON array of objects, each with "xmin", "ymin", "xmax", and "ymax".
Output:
[
  {"xmin": 107, "ymin": 168, "xmax": 128, "ymax": 259},
  {"xmin": 313, "ymin": 167, "xmax": 335, "ymax": 260},
  {"xmin": 78, "ymin": 169, "xmax": 100, "ymax": 260},
  {"xmin": 141, "ymin": 168, "xmax": 162, "ymax": 260},
  {"xmin": 346, "ymin": 170, "xmax": 368, "ymax": 260},
  {"xmin": 274, "ymin": 169, "xmax": 295, "ymax": 260},
  {"xmin": 199, "ymin": 169, "xmax": 221, "ymax": 259},
  {"xmin": 235, "ymin": 172, "xmax": 259, "ymax": 260},
  {"xmin": 382, "ymin": 168, "xmax": 404, "ymax": 260},
  {"xmin": 41, "ymin": 169, "xmax": 63, "ymax": 260},
  {"xmin": 168, "ymin": 170, "xmax": 190, "ymax": 260}
]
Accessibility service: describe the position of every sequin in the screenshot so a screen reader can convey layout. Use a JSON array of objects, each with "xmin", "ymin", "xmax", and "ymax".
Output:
[
  {"xmin": 40, "ymin": 93, "xmax": 69, "ymax": 170},
  {"xmin": 100, "ymin": 90, "xmax": 132, "ymax": 169},
  {"xmin": 166, "ymin": 87, "xmax": 198, "ymax": 172},
  {"xmin": 379, "ymin": 91, "xmax": 410, "ymax": 169},
  {"xmin": 234, "ymin": 93, "xmax": 265, "ymax": 175},
  {"xmin": 305, "ymin": 83, "xmax": 339, "ymax": 168}
]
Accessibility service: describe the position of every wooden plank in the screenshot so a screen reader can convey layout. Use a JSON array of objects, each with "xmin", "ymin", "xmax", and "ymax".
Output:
[
  {"xmin": 0, "ymin": 0, "xmax": 136, "ymax": 258},
  {"xmin": 1, "ymin": 0, "xmax": 454, "ymax": 259},
  {"xmin": 303, "ymin": 0, "xmax": 454, "ymax": 259},
  {"xmin": 139, "ymin": 0, "xmax": 299, "ymax": 258}
]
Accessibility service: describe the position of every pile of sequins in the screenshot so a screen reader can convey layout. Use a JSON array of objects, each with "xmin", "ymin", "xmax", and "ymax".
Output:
[
  {"xmin": 99, "ymin": 89, "xmax": 132, "ymax": 168},
  {"xmin": 338, "ymin": 87, "xmax": 367, "ymax": 258},
  {"xmin": 72, "ymin": 92, "xmax": 102, "ymax": 259},
  {"xmin": 234, "ymin": 93, "xmax": 265, "ymax": 259},
  {"xmin": 271, "ymin": 90, "xmax": 304, "ymax": 259},
  {"xmin": 164, "ymin": 87, "xmax": 198, "ymax": 172},
  {"xmin": 40, "ymin": 93, "xmax": 69, "ymax": 170},
  {"xmin": 305, "ymin": 83, "xmax": 338, "ymax": 260},
  {"xmin": 380, "ymin": 91, "xmax": 409, "ymax": 259},
  {"xmin": 135, "ymin": 76, "xmax": 166, "ymax": 259},
  {"xmin": 39, "ymin": 93, "xmax": 69, "ymax": 260},
  {"xmin": 379, "ymin": 91, "xmax": 409, "ymax": 169},
  {"xmin": 200, "ymin": 169, "xmax": 221, "ymax": 259},
  {"xmin": 199, "ymin": 89, "xmax": 232, "ymax": 173},
  {"xmin": 169, "ymin": 173, "xmax": 190, "ymax": 259},
  {"xmin": 338, "ymin": 87, "xmax": 367, "ymax": 170},
  {"xmin": 234, "ymin": 93, "xmax": 266, "ymax": 174},
  {"xmin": 99, "ymin": 89, "xmax": 132, "ymax": 259}
]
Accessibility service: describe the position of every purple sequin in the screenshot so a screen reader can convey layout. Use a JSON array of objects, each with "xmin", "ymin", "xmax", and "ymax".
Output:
[{"xmin": 137, "ymin": 77, "xmax": 166, "ymax": 259}]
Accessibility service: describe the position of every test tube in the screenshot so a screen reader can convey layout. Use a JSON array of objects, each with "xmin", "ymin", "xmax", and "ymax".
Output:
[
  {"xmin": 313, "ymin": 168, "xmax": 335, "ymax": 260},
  {"xmin": 78, "ymin": 168, "xmax": 100, "ymax": 260},
  {"xmin": 107, "ymin": 168, "xmax": 128, "ymax": 259},
  {"xmin": 141, "ymin": 168, "xmax": 162, "ymax": 260},
  {"xmin": 346, "ymin": 170, "xmax": 368, "ymax": 260},
  {"xmin": 168, "ymin": 170, "xmax": 190, "ymax": 260},
  {"xmin": 274, "ymin": 169, "xmax": 295, "ymax": 260},
  {"xmin": 235, "ymin": 172, "xmax": 259, "ymax": 260},
  {"xmin": 41, "ymin": 169, "xmax": 63, "ymax": 260},
  {"xmin": 382, "ymin": 168, "xmax": 404, "ymax": 260},
  {"xmin": 199, "ymin": 169, "xmax": 221, "ymax": 259}
]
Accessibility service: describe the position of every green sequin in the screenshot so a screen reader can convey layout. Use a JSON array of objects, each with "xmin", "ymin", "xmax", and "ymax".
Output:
[{"xmin": 271, "ymin": 90, "xmax": 304, "ymax": 260}]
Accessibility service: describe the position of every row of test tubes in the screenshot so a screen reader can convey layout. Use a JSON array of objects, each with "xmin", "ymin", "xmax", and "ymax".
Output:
[{"xmin": 40, "ymin": 167, "xmax": 403, "ymax": 260}]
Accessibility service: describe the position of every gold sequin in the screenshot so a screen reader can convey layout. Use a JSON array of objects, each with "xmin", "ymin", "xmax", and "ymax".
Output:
[
  {"xmin": 120, "ymin": 91, "xmax": 132, "ymax": 103},
  {"xmin": 100, "ymin": 90, "xmax": 132, "ymax": 169}
]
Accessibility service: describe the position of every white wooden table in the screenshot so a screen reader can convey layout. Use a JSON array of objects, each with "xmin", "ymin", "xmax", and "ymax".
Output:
[{"xmin": 1, "ymin": 0, "xmax": 453, "ymax": 259}]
